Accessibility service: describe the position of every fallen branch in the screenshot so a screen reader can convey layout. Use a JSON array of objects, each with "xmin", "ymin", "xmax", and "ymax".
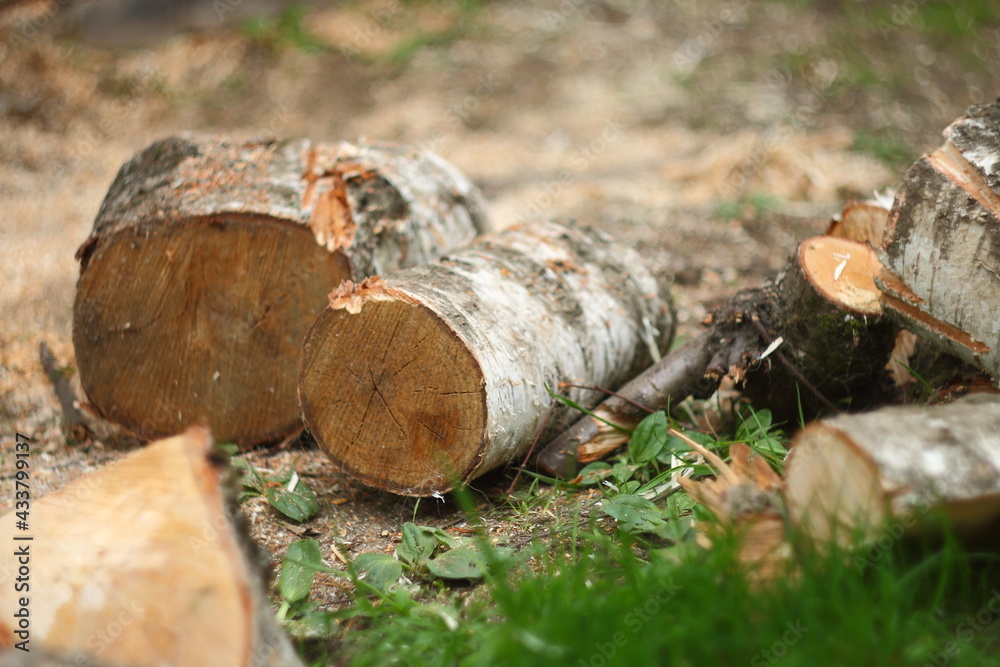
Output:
[{"xmin": 537, "ymin": 233, "xmax": 898, "ymax": 477}]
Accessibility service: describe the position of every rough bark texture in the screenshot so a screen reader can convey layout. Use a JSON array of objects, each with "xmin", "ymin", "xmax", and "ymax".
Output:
[
  {"xmin": 537, "ymin": 235, "xmax": 898, "ymax": 477},
  {"xmin": 73, "ymin": 134, "xmax": 487, "ymax": 447},
  {"xmin": 722, "ymin": 236, "xmax": 896, "ymax": 423},
  {"xmin": 784, "ymin": 394, "xmax": 1000, "ymax": 545},
  {"xmin": 299, "ymin": 220, "xmax": 675, "ymax": 496},
  {"xmin": 878, "ymin": 101, "xmax": 1000, "ymax": 382},
  {"xmin": 535, "ymin": 332, "xmax": 715, "ymax": 478},
  {"xmin": 0, "ymin": 427, "xmax": 302, "ymax": 667}
]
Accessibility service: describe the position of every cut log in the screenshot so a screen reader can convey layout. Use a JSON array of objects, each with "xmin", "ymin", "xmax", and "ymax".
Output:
[
  {"xmin": 877, "ymin": 101, "xmax": 1000, "ymax": 383},
  {"xmin": 73, "ymin": 134, "xmax": 487, "ymax": 448},
  {"xmin": 298, "ymin": 220, "xmax": 675, "ymax": 496},
  {"xmin": 0, "ymin": 427, "xmax": 302, "ymax": 667},
  {"xmin": 784, "ymin": 394, "xmax": 1000, "ymax": 545},
  {"xmin": 537, "ymin": 234, "xmax": 898, "ymax": 477}
]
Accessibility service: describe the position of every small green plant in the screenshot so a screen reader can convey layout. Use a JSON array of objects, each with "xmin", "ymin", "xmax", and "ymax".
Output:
[
  {"xmin": 714, "ymin": 192, "xmax": 784, "ymax": 220},
  {"xmin": 242, "ymin": 5, "xmax": 329, "ymax": 54},
  {"xmin": 231, "ymin": 457, "xmax": 319, "ymax": 522},
  {"xmin": 851, "ymin": 129, "xmax": 916, "ymax": 171}
]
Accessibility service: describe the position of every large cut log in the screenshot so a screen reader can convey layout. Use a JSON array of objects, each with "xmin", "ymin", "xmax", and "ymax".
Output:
[
  {"xmin": 878, "ymin": 101, "xmax": 1000, "ymax": 382},
  {"xmin": 537, "ymin": 233, "xmax": 898, "ymax": 477},
  {"xmin": 784, "ymin": 394, "xmax": 1000, "ymax": 545},
  {"xmin": 73, "ymin": 134, "xmax": 487, "ymax": 447},
  {"xmin": 0, "ymin": 427, "xmax": 302, "ymax": 666},
  {"xmin": 299, "ymin": 220, "xmax": 675, "ymax": 496}
]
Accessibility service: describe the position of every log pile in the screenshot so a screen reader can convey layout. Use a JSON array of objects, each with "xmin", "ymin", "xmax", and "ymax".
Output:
[
  {"xmin": 73, "ymin": 135, "xmax": 487, "ymax": 448},
  {"xmin": 42, "ymin": 98, "xmax": 1000, "ymax": 633}
]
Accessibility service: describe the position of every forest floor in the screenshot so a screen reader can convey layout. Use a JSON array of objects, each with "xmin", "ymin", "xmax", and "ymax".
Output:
[{"xmin": 1, "ymin": 0, "xmax": 998, "ymax": 621}]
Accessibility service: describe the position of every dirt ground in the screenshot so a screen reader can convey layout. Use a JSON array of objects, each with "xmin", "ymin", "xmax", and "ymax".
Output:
[{"xmin": 1, "ymin": 0, "xmax": 996, "ymax": 604}]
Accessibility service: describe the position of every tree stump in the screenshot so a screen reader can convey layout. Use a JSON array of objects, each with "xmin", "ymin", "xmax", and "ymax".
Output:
[
  {"xmin": 537, "ymin": 234, "xmax": 898, "ymax": 477},
  {"xmin": 299, "ymin": 220, "xmax": 675, "ymax": 496},
  {"xmin": 73, "ymin": 135, "xmax": 487, "ymax": 447}
]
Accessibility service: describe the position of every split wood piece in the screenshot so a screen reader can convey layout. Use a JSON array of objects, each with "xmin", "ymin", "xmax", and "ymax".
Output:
[
  {"xmin": 677, "ymin": 439, "xmax": 790, "ymax": 582},
  {"xmin": 73, "ymin": 134, "xmax": 487, "ymax": 448},
  {"xmin": 784, "ymin": 394, "xmax": 1000, "ymax": 547},
  {"xmin": 0, "ymin": 427, "xmax": 303, "ymax": 667},
  {"xmin": 878, "ymin": 101, "xmax": 1000, "ymax": 382},
  {"xmin": 825, "ymin": 198, "xmax": 891, "ymax": 247},
  {"xmin": 537, "ymin": 234, "xmax": 897, "ymax": 478},
  {"xmin": 299, "ymin": 220, "xmax": 675, "ymax": 496}
]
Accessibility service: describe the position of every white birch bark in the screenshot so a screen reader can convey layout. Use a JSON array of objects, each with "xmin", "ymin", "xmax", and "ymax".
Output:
[
  {"xmin": 73, "ymin": 134, "xmax": 487, "ymax": 447},
  {"xmin": 785, "ymin": 394, "xmax": 1000, "ymax": 544},
  {"xmin": 878, "ymin": 101, "xmax": 1000, "ymax": 381},
  {"xmin": 299, "ymin": 220, "xmax": 675, "ymax": 496}
]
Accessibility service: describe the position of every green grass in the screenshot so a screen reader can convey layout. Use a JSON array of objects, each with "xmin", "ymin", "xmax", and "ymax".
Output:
[
  {"xmin": 276, "ymin": 407, "xmax": 1000, "ymax": 666},
  {"xmin": 335, "ymin": 528, "xmax": 1000, "ymax": 666},
  {"xmin": 851, "ymin": 129, "xmax": 917, "ymax": 171}
]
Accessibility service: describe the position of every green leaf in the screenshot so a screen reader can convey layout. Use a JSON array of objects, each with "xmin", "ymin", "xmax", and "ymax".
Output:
[
  {"xmin": 279, "ymin": 538, "xmax": 324, "ymax": 603},
  {"xmin": 354, "ymin": 552, "xmax": 403, "ymax": 590},
  {"xmin": 230, "ymin": 456, "xmax": 265, "ymax": 494},
  {"xmin": 397, "ymin": 522, "xmax": 440, "ymax": 568},
  {"xmin": 658, "ymin": 517, "xmax": 695, "ymax": 544},
  {"xmin": 283, "ymin": 608, "xmax": 339, "ymax": 639},
  {"xmin": 578, "ymin": 461, "xmax": 612, "ymax": 485},
  {"xmin": 601, "ymin": 493, "xmax": 668, "ymax": 534},
  {"xmin": 736, "ymin": 408, "xmax": 773, "ymax": 441},
  {"xmin": 427, "ymin": 547, "xmax": 487, "ymax": 580},
  {"xmin": 266, "ymin": 475, "xmax": 319, "ymax": 522},
  {"xmin": 629, "ymin": 411, "xmax": 668, "ymax": 463},
  {"xmin": 611, "ymin": 461, "xmax": 635, "ymax": 486},
  {"xmin": 216, "ymin": 441, "xmax": 240, "ymax": 457}
]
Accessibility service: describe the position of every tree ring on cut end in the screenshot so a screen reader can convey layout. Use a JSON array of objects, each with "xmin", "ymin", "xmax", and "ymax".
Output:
[
  {"xmin": 798, "ymin": 236, "xmax": 883, "ymax": 316},
  {"xmin": 299, "ymin": 292, "xmax": 487, "ymax": 496},
  {"xmin": 73, "ymin": 214, "xmax": 350, "ymax": 446}
]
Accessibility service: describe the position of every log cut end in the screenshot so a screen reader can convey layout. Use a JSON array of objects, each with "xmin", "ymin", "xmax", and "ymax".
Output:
[
  {"xmin": 783, "ymin": 422, "xmax": 887, "ymax": 546},
  {"xmin": 0, "ymin": 426, "xmax": 302, "ymax": 666},
  {"xmin": 797, "ymin": 236, "xmax": 883, "ymax": 316},
  {"xmin": 299, "ymin": 282, "xmax": 487, "ymax": 496},
  {"xmin": 73, "ymin": 215, "xmax": 350, "ymax": 446}
]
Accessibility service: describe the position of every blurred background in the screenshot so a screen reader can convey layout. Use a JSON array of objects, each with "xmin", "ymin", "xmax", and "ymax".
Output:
[{"xmin": 1, "ymin": 0, "xmax": 998, "ymax": 455}]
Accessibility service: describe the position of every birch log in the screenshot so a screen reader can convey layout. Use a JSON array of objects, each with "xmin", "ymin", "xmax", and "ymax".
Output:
[
  {"xmin": 784, "ymin": 394, "xmax": 1000, "ymax": 545},
  {"xmin": 878, "ymin": 101, "xmax": 1000, "ymax": 382},
  {"xmin": 298, "ymin": 220, "xmax": 675, "ymax": 496},
  {"xmin": 73, "ymin": 134, "xmax": 487, "ymax": 447},
  {"xmin": 0, "ymin": 427, "xmax": 302, "ymax": 666}
]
